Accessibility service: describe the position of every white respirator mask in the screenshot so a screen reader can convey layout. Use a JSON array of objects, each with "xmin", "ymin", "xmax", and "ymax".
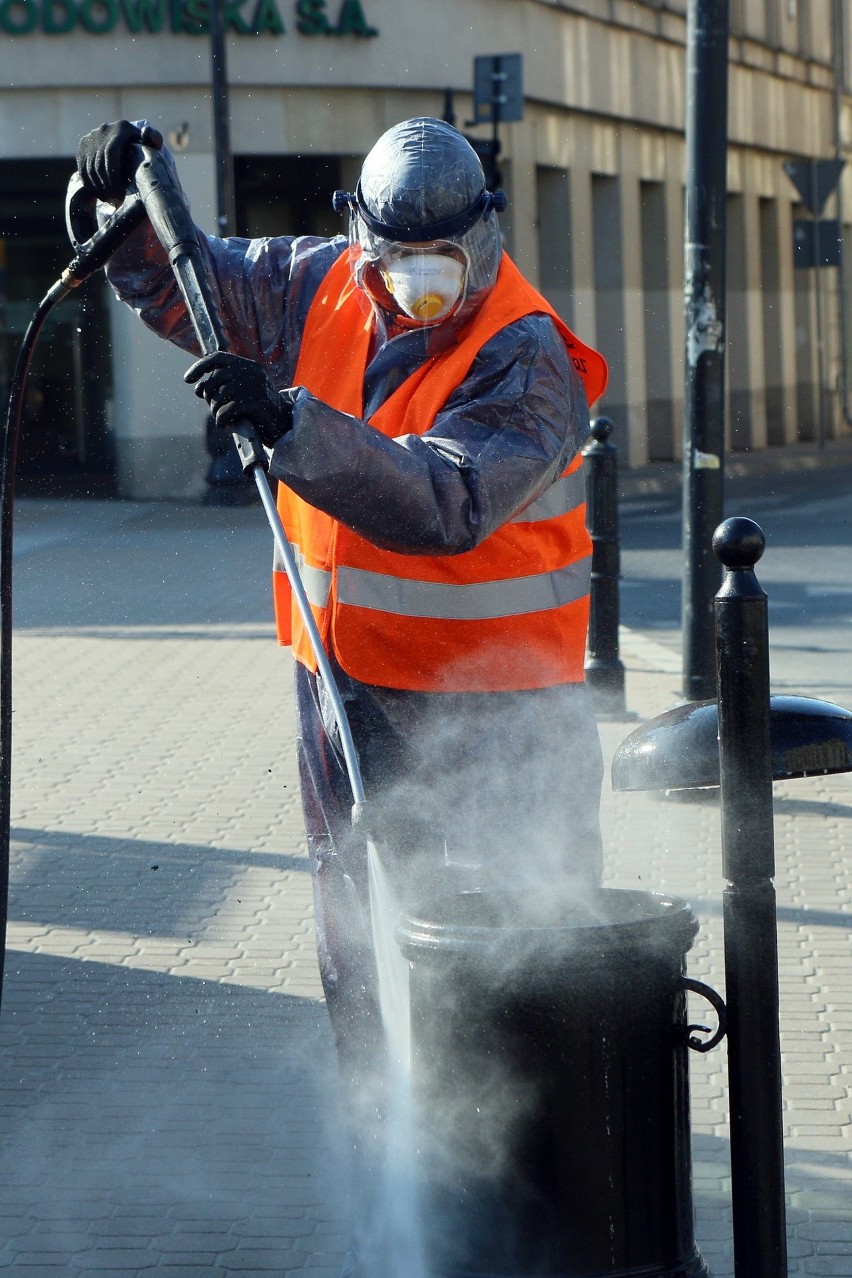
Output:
[
  {"xmin": 380, "ymin": 252, "xmax": 466, "ymax": 325},
  {"xmin": 333, "ymin": 180, "xmax": 507, "ymax": 330}
]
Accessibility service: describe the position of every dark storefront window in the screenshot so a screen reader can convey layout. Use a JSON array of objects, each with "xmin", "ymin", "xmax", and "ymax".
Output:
[
  {"xmin": 234, "ymin": 154, "xmax": 343, "ymax": 239},
  {"xmin": 0, "ymin": 158, "xmax": 115, "ymax": 496},
  {"xmin": 0, "ymin": 152, "xmax": 346, "ymax": 501}
]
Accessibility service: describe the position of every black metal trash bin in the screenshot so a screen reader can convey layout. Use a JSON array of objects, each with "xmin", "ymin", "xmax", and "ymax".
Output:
[{"xmin": 396, "ymin": 888, "xmax": 721, "ymax": 1278}]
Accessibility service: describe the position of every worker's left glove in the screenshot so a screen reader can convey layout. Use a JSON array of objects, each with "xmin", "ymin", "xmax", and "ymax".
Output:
[
  {"xmin": 76, "ymin": 120, "xmax": 163, "ymax": 203},
  {"xmin": 184, "ymin": 352, "xmax": 299, "ymax": 447}
]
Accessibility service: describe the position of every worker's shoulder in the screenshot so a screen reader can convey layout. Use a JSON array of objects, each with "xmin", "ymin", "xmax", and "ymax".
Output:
[
  {"xmin": 242, "ymin": 233, "xmax": 346, "ymax": 281},
  {"xmin": 477, "ymin": 311, "xmax": 573, "ymax": 374}
]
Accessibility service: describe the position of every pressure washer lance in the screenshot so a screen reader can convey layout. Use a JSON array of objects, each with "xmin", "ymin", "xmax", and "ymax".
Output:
[
  {"xmin": 116, "ymin": 139, "xmax": 408, "ymax": 1038},
  {"xmin": 120, "ymin": 137, "xmax": 370, "ymax": 808}
]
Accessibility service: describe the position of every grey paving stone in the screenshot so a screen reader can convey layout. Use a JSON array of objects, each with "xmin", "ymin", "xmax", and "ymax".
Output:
[
  {"xmin": 68, "ymin": 1251, "xmax": 160, "ymax": 1269},
  {"xmin": 154, "ymin": 1270, "xmax": 228, "ymax": 1278},
  {"xmin": 1, "ymin": 501, "xmax": 849, "ymax": 1276}
]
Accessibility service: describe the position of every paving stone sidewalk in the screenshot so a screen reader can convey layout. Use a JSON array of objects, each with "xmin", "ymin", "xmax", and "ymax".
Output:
[{"xmin": 0, "ymin": 499, "xmax": 849, "ymax": 1276}]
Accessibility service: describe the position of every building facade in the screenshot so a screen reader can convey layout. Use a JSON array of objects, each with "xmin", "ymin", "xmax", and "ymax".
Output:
[{"xmin": 1, "ymin": 0, "xmax": 850, "ymax": 497}]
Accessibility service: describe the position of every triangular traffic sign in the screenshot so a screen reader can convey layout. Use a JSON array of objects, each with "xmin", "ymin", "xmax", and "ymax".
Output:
[{"xmin": 783, "ymin": 158, "xmax": 845, "ymax": 216}]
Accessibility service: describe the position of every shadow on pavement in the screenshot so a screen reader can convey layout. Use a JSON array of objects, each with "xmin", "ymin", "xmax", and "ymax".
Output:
[
  {"xmin": 9, "ymin": 827, "xmax": 309, "ymax": 940},
  {"xmin": 0, "ymin": 951, "xmax": 348, "ymax": 1276}
]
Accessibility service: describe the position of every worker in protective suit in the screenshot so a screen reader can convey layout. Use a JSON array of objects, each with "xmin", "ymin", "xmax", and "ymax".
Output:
[{"xmin": 76, "ymin": 115, "xmax": 609, "ymax": 1278}]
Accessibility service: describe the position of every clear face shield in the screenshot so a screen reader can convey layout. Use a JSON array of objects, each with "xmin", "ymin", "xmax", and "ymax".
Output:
[
  {"xmin": 333, "ymin": 183, "xmax": 507, "ymax": 329},
  {"xmin": 352, "ymin": 227, "xmax": 469, "ymax": 326}
]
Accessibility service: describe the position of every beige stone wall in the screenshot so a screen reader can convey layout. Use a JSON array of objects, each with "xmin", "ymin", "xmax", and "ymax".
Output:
[
  {"xmin": 1, "ymin": 0, "xmax": 848, "ymax": 486},
  {"xmin": 498, "ymin": 1, "xmax": 849, "ymax": 461}
]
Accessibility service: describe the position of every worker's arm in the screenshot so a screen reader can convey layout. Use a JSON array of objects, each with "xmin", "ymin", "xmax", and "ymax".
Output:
[
  {"xmin": 79, "ymin": 120, "xmax": 341, "ymax": 378},
  {"xmin": 104, "ymin": 217, "xmax": 343, "ymax": 380},
  {"xmin": 107, "ymin": 218, "xmax": 342, "ymax": 373},
  {"xmin": 267, "ymin": 313, "xmax": 590, "ymax": 554}
]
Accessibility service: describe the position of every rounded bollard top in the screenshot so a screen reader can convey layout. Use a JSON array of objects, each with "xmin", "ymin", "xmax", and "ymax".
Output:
[
  {"xmin": 713, "ymin": 516, "xmax": 765, "ymax": 570},
  {"xmin": 587, "ymin": 419, "xmax": 613, "ymax": 444},
  {"xmin": 589, "ymin": 416, "xmax": 613, "ymax": 443},
  {"xmin": 582, "ymin": 417, "xmax": 617, "ymax": 459}
]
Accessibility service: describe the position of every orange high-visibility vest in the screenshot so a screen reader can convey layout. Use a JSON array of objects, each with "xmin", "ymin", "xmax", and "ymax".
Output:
[{"xmin": 273, "ymin": 250, "xmax": 608, "ymax": 693}]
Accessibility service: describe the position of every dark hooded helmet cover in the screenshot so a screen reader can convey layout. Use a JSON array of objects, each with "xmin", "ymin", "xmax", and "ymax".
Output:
[{"xmin": 342, "ymin": 117, "xmax": 505, "ymax": 323}]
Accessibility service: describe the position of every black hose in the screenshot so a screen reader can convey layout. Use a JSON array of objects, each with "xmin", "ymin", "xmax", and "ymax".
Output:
[
  {"xmin": 0, "ymin": 278, "xmax": 71, "ymax": 1011},
  {"xmin": 0, "ymin": 158, "xmax": 175, "ymax": 1012}
]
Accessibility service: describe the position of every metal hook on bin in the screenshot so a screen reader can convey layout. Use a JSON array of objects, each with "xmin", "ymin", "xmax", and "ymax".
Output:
[{"xmin": 682, "ymin": 977, "xmax": 727, "ymax": 1053}]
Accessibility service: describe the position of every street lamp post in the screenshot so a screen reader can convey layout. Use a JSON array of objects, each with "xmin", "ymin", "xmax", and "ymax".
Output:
[
  {"xmin": 681, "ymin": 0, "xmax": 730, "ymax": 701},
  {"xmin": 210, "ymin": 0, "xmax": 236, "ymax": 237}
]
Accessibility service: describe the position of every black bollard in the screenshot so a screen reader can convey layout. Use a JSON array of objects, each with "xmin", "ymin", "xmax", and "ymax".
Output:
[
  {"xmin": 713, "ymin": 517, "xmax": 787, "ymax": 1278},
  {"xmin": 582, "ymin": 417, "xmax": 631, "ymax": 718}
]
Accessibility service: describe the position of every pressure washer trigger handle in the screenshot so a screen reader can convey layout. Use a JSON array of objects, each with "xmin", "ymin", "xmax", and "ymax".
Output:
[
  {"xmin": 65, "ymin": 124, "xmax": 159, "ymax": 253},
  {"xmin": 63, "ymin": 175, "xmax": 148, "ymax": 287},
  {"xmin": 65, "ymin": 172, "xmax": 98, "ymax": 251}
]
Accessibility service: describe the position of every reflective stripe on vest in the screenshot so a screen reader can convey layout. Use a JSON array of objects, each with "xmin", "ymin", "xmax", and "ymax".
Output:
[
  {"xmin": 336, "ymin": 555, "xmax": 592, "ymax": 620},
  {"xmin": 275, "ymin": 249, "xmax": 608, "ymax": 692},
  {"xmin": 275, "ymin": 470, "xmax": 587, "ymax": 610},
  {"xmin": 273, "ymin": 539, "xmax": 332, "ymax": 610},
  {"xmin": 509, "ymin": 468, "xmax": 586, "ymax": 524}
]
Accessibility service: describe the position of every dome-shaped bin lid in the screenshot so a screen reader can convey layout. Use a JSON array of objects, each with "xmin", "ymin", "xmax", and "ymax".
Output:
[
  {"xmin": 611, "ymin": 694, "xmax": 852, "ymax": 793},
  {"xmin": 396, "ymin": 887, "xmax": 699, "ymax": 972}
]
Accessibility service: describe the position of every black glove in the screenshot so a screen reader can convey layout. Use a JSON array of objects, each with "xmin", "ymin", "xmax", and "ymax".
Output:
[
  {"xmin": 76, "ymin": 120, "xmax": 162, "ymax": 203},
  {"xmin": 184, "ymin": 352, "xmax": 299, "ymax": 446}
]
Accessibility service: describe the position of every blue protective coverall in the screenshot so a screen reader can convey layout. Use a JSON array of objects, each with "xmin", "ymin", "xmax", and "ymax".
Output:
[{"xmin": 101, "ymin": 122, "xmax": 605, "ymax": 1275}]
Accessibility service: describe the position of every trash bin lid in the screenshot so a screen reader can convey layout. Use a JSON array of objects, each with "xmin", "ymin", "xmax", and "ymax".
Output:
[{"xmin": 396, "ymin": 887, "xmax": 699, "ymax": 968}]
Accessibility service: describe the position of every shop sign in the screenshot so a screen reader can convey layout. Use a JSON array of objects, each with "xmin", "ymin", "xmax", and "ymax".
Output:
[{"xmin": 0, "ymin": 0, "xmax": 378, "ymax": 35}]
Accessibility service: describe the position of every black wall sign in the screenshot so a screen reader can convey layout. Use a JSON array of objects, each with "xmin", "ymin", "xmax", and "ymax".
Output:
[{"xmin": 792, "ymin": 219, "xmax": 842, "ymax": 269}]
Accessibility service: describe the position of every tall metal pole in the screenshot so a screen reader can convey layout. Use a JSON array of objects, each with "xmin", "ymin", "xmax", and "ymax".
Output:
[
  {"xmin": 831, "ymin": 0, "xmax": 851, "ymax": 425},
  {"xmin": 713, "ymin": 517, "xmax": 788, "ymax": 1278},
  {"xmin": 811, "ymin": 160, "xmax": 827, "ymax": 448},
  {"xmin": 682, "ymin": 0, "xmax": 730, "ymax": 701},
  {"xmin": 210, "ymin": 0, "xmax": 236, "ymax": 236}
]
